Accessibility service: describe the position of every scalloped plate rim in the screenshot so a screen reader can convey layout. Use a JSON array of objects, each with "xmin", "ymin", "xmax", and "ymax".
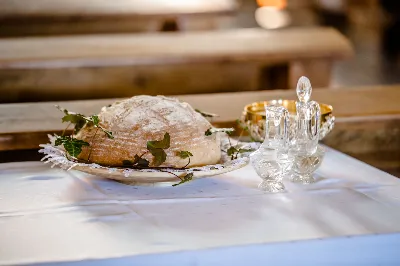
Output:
[{"xmin": 72, "ymin": 158, "xmax": 249, "ymax": 183}]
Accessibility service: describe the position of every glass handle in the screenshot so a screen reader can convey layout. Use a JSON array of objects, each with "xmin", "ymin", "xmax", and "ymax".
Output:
[
  {"xmin": 263, "ymin": 106, "xmax": 290, "ymax": 150},
  {"xmin": 307, "ymin": 101, "xmax": 321, "ymax": 140}
]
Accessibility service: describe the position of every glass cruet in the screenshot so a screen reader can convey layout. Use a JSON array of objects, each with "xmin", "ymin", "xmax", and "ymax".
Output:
[
  {"xmin": 290, "ymin": 76, "xmax": 325, "ymax": 184},
  {"xmin": 250, "ymin": 106, "xmax": 293, "ymax": 192}
]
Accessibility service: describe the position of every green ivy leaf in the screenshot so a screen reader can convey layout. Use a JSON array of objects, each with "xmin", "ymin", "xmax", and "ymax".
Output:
[
  {"xmin": 123, "ymin": 160, "xmax": 133, "ymax": 166},
  {"xmin": 61, "ymin": 113, "xmax": 84, "ymax": 124},
  {"xmin": 172, "ymin": 173, "xmax": 194, "ymax": 187},
  {"xmin": 88, "ymin": 115, "xmax": 113, "ymax": 139},
  {"xmin": 147, "ymin": 133, "xmax": 170, "ymax": 150},
  {"xmin": 195, "ymin": 109, "xmax": 219, "ymax": 118},
  {"xmin": 149, "ymin": 148, "xmax": 167, "ymax": 167},
  {"xmin": 57, "ymin": 106, "xmax": 114, "ymax": 139},
  {"xmin": 61, "ymin": 113, "xmax": 87, "ymax": 133},
  {"xmin": 205, "ymin": 128, "xmax": 234, "ymax": 136},
  {"xmin": 63, "ymin": 142, "xmax": 83, "ymax": 158},
  {"xmin": 55, "ymin": 105, "xmax": 70, "ymax": 115},
  {"xmin": 145, "ymin": 133, "xmax": 171, "ymax": 167},
  {"xmin": 103, "ymin": 130, "xmax": 114, "ymax": 139},
  {"xmin": 91, "ymin": 115, "xmax": 100, "ymax": 126},
  {"xmin": 57, "ymin": 106, "xmax": 88, "ymax": 133},
  {"xmin": 136, "ymin": 156, "xmax": 150, "ymax": 167},
  {"xmin": 238, "ymin": 148, "xmax": 255, "ymax": 153},
  {"xmin": 55, "ymin": 136, "xmax": 64, "ymax": 146},
  {"xmin": 227, "ymin": 146, "xmax": 238, "ymax": 156},
  {"xmin": 123, "ymin": 155, "xmax": 150, "ymax": 167},
  {"xmin": 55, "ymin": 136, "xmax": 89, "ymax": 157},
  {"xmin": 177, "ymin": 150, "xmax": 193, "ymax": 159}
]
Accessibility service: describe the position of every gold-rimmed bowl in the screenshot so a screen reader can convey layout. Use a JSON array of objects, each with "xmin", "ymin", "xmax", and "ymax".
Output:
[{"xmin": 241, "ymin": 100, "xmax": 335, "ymax": 142}]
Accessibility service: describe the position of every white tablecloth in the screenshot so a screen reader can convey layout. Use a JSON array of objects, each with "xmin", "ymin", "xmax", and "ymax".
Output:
[{"xmin": 1, "ymin": 147, "xmax": 400, "ymax": 265}]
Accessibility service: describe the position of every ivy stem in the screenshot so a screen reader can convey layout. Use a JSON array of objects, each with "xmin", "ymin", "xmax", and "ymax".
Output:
[
  {"xmin": 87, "ymin": 127, "xmax": 100, "ymax": 162},
  {"xmin": 235, "ymin": 128, "xmax": 245, "ymax": 147},
  {"xmin": 233, "ymin": 128, "xmax": 245, "ymax": 159},
  {"xmin": 65, "ymin": 154, "xmax": 87, "ymax": 163},
  {"xmin": 139, "ymin": 151, "xmax": 148, "ymax": 158},
  {"xmin": 159, "ymin": 169, "xmax": 182, "ymax": 180},
  {"xmin": 184, "ymin": 157, "xmax": 191, "ymax": 168},
  {"xmin": 62, "ymin": 123, "xmax": 72, "ymax": 136},
  {"xmin": 227, "ymin": 134, "xmax": 232, "ymax": 147}
]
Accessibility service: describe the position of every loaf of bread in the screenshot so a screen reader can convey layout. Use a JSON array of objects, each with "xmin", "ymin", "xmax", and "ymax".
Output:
[{"xmin": 75, "ymin": 95, "xmax": 221, "ymax": 167}]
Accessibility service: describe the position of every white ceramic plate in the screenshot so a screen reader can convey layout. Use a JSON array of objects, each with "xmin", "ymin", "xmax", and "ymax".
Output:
[{"xmin": 39, "ymin": 137, "xmax": 256, "ymax": 184}]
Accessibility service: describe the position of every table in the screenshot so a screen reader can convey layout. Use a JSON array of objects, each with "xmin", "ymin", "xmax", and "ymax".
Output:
[{"xmin": 1, "ymin": 146, "xmax": 400, "ymax": 265}]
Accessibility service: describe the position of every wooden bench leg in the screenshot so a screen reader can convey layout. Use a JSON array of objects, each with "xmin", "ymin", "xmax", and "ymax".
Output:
[
  {"xmin": 258, "ymin": 64, "xmax": 290, "ymax": 90},
  {"xmin": 289, "ymin": 59, "xmax": 332, "ymax": 89},
  {"xmin": 160, "ymin": 18, "xmax": 180, "ymax": 32}
]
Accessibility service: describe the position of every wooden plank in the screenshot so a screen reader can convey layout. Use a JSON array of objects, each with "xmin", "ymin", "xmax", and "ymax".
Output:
[
  {"xmin": 0, "ymin": 63, "xmax": 261, "ymax": 103},
  {"xmin": 0, "ymin": 84, "xmax": 398, "ymax": 139},
  {"xmin": 0, "ymin": 0, "xmax": 237, "ymax": 36},
  {"xmin": 0, "ymin": 27, "xmax": 353, "ymax": 102},
  {"xmin": 0, "ymin": 28, "xmax": 352, "ymax": 69},
  {"xmin": 0, "ymin": 16, "xmax": 232, "ymax": 37},
  {"xmin": 0, "ymin": 0, "xmax": 237, "ymax": 18}
]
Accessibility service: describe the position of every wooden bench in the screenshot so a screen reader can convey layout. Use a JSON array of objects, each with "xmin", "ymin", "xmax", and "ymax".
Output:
[
  {"xmin": 0, "ymin": 0, "xmax": 237, "ymax": 36},
  {"xmin": 0, "ymin": 27, "xmax": 353, "ymax": 103},
  {"xmin": 1, "ymin": 85, "xmax": 399, "ymax": 176}
]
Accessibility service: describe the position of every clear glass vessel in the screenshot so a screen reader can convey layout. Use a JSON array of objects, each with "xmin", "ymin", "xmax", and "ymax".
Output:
[
  {"xmin": 290, "ymin": 145, "xmax": 325, "ymax": 184},
  {"xmin": 250, "ymin": 106, "xmax": 293, "ymax": 192},
  {"xmin": 290, "ymin": 77, "xmax": 321, "ymax": 155},
  {"xmin": 289, "ymin": 76, "xmax": 323, "ymax": 184}
]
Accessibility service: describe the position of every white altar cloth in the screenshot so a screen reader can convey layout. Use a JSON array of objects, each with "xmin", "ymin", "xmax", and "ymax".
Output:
[{"xmin": 0, "ymin": 147, "xmax": 400, "ymax": 265}]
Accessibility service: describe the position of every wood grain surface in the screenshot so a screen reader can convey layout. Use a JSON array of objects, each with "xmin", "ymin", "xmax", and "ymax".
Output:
[
  {"xmin": 0, "ymin": 0, "xmax": 237, "ymax": 18},
  {"xmin": 0, "ymin": 27, "xmax": 353, "ymax": 102},
  {"xmin": 0, "ymin": 28, "xmax": 352, "ymax": 68},
  {"xmin": 0, "ymin": 0, "xmax": 237, "ymax": 36},
  {"xmin": 0, "ymin": 85, "xmax": 398, "ymax": 140}
]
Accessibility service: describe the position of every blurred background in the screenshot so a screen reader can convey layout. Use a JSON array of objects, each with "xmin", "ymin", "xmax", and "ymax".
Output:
[{"xmin": 249, "ymin": 0, "xmax": 400, "ymax": 87}]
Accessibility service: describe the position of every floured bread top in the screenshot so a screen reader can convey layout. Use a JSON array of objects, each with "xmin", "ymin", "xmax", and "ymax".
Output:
[{"xmin": 75, "ymin": 95, "xmax": 221, "ymax": 167}]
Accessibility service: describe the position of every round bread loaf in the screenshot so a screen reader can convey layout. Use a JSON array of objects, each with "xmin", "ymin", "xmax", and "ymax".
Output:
[{"xmin": 75, "ymin": 95, "xmax": 221, "ymax": 167}]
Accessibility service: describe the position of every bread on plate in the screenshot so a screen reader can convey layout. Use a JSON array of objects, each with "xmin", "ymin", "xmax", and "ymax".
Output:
[{"xmin": 75, "ymin": 95, "xmax": 221, "ymax": 167}]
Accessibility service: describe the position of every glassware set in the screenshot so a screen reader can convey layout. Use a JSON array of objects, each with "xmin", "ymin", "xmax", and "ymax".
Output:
[{"xmin": 250, "ymin": 76, "xmax": 328, "ymax": 192}]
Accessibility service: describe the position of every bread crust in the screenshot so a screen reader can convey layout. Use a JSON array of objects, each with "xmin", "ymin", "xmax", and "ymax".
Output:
[{"xmin": 75, "ymin": 95, "xmax": 221, "ymax": 167}]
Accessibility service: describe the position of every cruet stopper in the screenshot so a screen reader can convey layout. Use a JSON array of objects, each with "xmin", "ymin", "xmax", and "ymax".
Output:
[{"xmin": 292, "ymin": 76, "xmax": 321, "ymax": 155}]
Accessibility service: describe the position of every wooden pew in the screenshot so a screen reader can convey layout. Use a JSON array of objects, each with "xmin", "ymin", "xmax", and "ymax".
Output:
[
  {"xmin": 0, "ymin": 27, "xmax": 353, "ymax": 103},
  {"xmin": 0, "ymin": 0, "xmax": 237, "ymax": 36},
  {"xmin": 0, "ymin": 85, "xmax": 399, "ymax": 176}
]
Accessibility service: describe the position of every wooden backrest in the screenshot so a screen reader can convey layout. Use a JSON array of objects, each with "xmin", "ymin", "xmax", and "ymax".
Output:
[
  {"xmin": 0, "ymin": 0, "xmax": 236, "ymax": 18},
  {"xmin": 0, "ymin": 28, "xmax": 351, "ymax": 69},
  {"xmin": 0, "ymin": 85, "xmax": 398, "ymax": 147},
  {"xmin": 0, "ymin": 27, "xmax": 353, "ymax": 102},
  {"xmin": 0, "ymin": 0, "xmax": 237, "ymax": 36}
]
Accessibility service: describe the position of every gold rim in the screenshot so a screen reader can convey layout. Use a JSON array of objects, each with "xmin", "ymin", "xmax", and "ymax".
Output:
[{"xmin": 243, "ymin": 100, "xmax": 333, "ymax": 123}]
